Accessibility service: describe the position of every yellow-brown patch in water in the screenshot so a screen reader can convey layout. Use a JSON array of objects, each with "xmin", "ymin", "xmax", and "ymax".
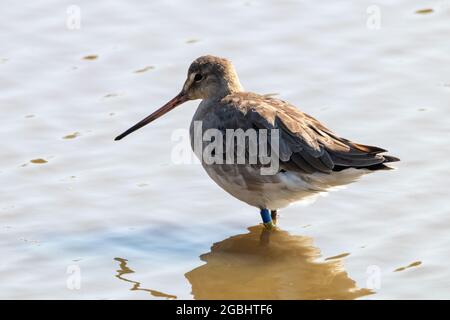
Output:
[
  {"xmin": 114, "ymin": 257, "xmax": 177, "ymax": 299},
  {"xmin": 415, "ymin": 9, "xmax": 433, "ymax": 14},
  {"xmin": 30, "ymin": 158, "xmax": 47, "ymax": 164},
  {"xmin": 83, "ymin": 55, "xmax": 98, "ymax": 60},
  {"xmin": 394, "ymin": 261, "xmax": 422, "ymax": 272},
  {"xmin": 325, "ymin": 252, "xmax": 351, "ymax": 261},
  {"xmin": 63, "ymin": 132, "xmax": 80, "ymax": 139}
]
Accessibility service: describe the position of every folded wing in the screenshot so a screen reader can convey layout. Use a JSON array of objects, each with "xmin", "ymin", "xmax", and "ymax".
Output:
[{"xmin": 219, "ymin": 93, "xmax": 399, "ymax": 174}]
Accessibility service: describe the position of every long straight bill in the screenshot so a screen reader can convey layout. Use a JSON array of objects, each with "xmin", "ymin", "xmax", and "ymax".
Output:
[{"xmin": 115, "ymin": 92, "xmax": 187, "ymax": 141}]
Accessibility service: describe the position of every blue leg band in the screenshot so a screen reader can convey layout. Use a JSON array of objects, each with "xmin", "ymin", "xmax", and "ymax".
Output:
[{"xmin": 260, "ymin": 209, "xmax": 272, "ymax": 224}]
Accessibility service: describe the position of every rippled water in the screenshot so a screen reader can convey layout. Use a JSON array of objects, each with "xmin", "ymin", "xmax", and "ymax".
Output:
[{"xmin": 1, "ymin": 0, "xmax": 449, "ymax": 299}]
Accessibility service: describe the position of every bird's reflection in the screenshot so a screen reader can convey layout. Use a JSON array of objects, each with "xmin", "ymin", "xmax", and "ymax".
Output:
[
  {"xmin": 114, "ymin": 257, "xmax": 177, "ymax": 299},
  {"xmin": 185, "ymin": 225, "xmax": 373, "ymax": 300}
]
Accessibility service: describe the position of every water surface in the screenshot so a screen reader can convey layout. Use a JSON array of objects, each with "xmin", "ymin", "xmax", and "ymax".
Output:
[{"xmin": 1, "ymin": 0, "xmax": 449, "ymax": 299}]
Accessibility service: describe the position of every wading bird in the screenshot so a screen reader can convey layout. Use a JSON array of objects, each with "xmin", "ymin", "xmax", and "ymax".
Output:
[{"xmin": 115, "ymin": 55, "xmax": 399, "ymax": 229}]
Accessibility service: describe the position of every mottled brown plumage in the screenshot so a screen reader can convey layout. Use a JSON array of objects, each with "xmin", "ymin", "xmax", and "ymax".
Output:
[{"xmin": 217, "ymin": 91, "xmax": 398, "ymax": 174}]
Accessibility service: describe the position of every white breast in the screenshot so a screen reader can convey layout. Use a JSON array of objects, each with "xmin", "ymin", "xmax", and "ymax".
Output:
[{"xmin": 201, "ymin": 164, "xmax": 369, "ymax": 210}]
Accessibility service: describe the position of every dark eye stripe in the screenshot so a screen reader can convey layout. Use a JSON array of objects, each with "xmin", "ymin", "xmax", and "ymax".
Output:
[{"xmin": 194, "ymin": 73, "xmax": 203, "ymax": 81}]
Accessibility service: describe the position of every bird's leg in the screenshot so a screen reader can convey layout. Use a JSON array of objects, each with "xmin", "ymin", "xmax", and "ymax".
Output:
[
  {"xmin": 271, "ymin": 210, "xmax": 277, "ymax": 225},
  {"xmin": 259, "ymin": 227, "xmax": 271, "ymax": 245},
  {"xmin": 260, "ymin": 208, "xmax": 275, "ymax": 230}
]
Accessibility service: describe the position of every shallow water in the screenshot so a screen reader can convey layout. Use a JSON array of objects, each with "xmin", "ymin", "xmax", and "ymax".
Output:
[{"xmin": 1, "ymin": 0, "xmax": 449, "ymax": 299}]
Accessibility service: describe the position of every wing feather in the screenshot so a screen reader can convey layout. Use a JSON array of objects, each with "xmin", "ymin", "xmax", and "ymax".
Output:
[{"xmin": 218, "ymin": 93, "xmax": 399, "ymax": 174}]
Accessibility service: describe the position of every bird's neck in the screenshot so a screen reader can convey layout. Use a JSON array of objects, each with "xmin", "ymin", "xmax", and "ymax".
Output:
[
  {"xmin": 202, "ymin": 64, "xmax": 244, "ymax": 101},
  {"xmin": 215, "ymin": 71, "xmax": 244, "ymax": 100},
  {"xmin": 224, "ymin": 73, "xmax": 244, "ymax": 93}
]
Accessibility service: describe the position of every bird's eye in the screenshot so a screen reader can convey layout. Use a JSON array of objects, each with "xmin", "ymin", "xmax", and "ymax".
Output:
[{"xmin": 194, "ymin": 73, "xmax": 203, "ymax": 82}]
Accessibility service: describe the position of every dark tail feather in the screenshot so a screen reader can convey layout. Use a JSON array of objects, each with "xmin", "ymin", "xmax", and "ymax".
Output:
[
  {"xmin": 364, "ymin": 154, "xmax": 400, "ymax": 171},
  {"xmin": 332, "ymin": 152, "xmax": 400, "ymax": 172},
  {"xmin": 382, "ymin": 155, "xmax": 400, "ymax": 163}
]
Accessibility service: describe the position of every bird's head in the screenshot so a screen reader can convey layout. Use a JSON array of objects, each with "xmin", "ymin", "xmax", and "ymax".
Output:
[
  {"xmin": 115, "ymin": 55, "xmax": 242, "ymax": 141},
  {"xmin": 182, "ymin": 55, "xmax": 243, "ymax": 100}
]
